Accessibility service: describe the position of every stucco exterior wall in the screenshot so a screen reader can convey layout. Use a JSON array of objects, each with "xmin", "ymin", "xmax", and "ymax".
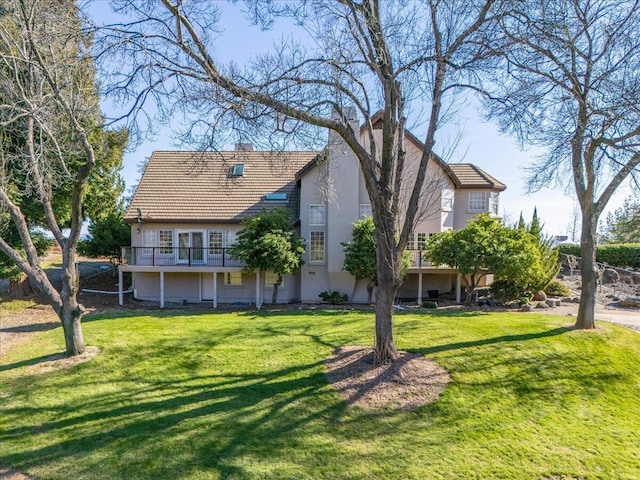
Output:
[{"xmin": 452, "ymin": 189, "xmax": 501, "ymax": 230}]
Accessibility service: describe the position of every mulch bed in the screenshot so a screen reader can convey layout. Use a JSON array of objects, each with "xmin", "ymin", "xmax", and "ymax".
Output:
[{"xmin": 325, "ymin": 345, "xmax": 450, "ymax": 411}]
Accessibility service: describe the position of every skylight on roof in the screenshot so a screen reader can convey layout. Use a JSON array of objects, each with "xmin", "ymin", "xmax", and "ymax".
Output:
[
  {"xmin": 230, "ymin": 163, "xmax": 244, "ymax": 176},
  {"xmin": 265, "ymin": 192, "xmax": 287, "ymax": 201}
]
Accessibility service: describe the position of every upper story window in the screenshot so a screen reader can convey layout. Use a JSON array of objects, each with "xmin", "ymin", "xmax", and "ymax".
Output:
[
  {"xmin": 359, "ymin": 204, "xmax": 372, "ymax": 218},
  {"xmin": 417, "ymin": 233, "xmax": 428, "ymax": 250},
  {"xmin": 224, "ymin": 230, "xmax": 237, "ymax": 246},
  {"xmin": 442, "ymin": 188, "xmax": 454, "ymax": 211},
  {"xmin": 407, "ymin": 232, "xmax": 415, "ymax": 250},
  {"xmin": 159, "ymin": 230, "xmax": 173, "ymax": 254},
  {"xmin": 309, "ymin": 204, "xmax": 325, "ymax": 226},
  {"xmin": 209, "ymin": 231, "xmax": 223, "ymax": 254},
  {"xmin": 142, "ymin": 229, "xmax": 156, "ymax": 248},
  {"xmin": 490, "ymin": 192, "xmax": 499, "ymax": 215},
  {"xmin": 469, "ymin": 192, "xmax": 487, "ymax": 212}
]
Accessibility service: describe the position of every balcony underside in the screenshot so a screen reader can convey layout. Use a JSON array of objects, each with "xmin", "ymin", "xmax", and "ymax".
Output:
[{"xmin": 120, "ymin": 265, "xmax": 243, "ymax": 273}]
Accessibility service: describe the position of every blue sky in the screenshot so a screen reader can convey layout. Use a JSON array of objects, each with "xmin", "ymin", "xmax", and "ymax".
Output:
[{"xmin": 90, "ymin": 1, "xmax": 632, "ymax": 237}]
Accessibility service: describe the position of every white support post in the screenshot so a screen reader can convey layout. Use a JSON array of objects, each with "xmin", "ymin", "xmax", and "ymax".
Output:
[
  {"xmin": 417, "ymin": 272, "xmax": 423, "ymax": 305},
  {"xmin": 213, "ymin": 272, "xmax": 217, "ymax": 309},
  {"xmin": 255, "ymin": 269, "xmax": 260, "ymax": 308},
  {"xmin": 455, "ymin": 273, "xmax": 462, "ymax": 304},
  {"xmin": 118, "ymin": 269, "xmax": 123, "ymax": 306},
  {"xmin": 160, "ymin": 271, "xmax": 165, "ymax": 308}
]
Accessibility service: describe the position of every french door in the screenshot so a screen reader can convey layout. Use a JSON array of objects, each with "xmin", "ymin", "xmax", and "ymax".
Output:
[{"xmin": 177, "ymin": 231, "xmax": 205, "ymax": 264}]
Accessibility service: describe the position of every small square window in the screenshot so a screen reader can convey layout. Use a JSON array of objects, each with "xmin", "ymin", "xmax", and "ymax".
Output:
[
  {"xmin": 469, "ymin": 192, "xmax": 487, "ymax": 211},
  {"xmin": 309, "ymin": 204, "xmax": 325, "ymax": 226},
  {"xmin": 230, "ymin": 164, "xmax": 244, "ymax": 176},
  {"xmin": 224, "ymin": 272, "xmax": 242, "ymax": 286}
]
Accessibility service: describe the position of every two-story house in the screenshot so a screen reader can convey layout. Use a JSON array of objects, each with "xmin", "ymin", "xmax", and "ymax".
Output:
[{"xmin": 118, "ymin": 114, "xmax": 505, "ymax": 307}]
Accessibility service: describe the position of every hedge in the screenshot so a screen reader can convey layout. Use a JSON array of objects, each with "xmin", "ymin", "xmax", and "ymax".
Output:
[{"xmin": 559, "ymin": 243, "xmax": 640, "ymax": 269}]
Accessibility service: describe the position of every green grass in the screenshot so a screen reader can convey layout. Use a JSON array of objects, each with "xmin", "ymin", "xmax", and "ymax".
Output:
[{"xmin": 1, "ymin": 309, "xmax": 640, "ymax": 479}]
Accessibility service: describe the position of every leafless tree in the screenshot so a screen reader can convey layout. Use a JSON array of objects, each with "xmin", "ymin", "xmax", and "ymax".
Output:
[
  {"xmin": 0, "ymin": 0, "xmax": 102, "ymax": 355},
  {"xmin": 98, "ymin": 0, "xmax": 501, "ymax": 363},
  {"xmin": 484, "ymin": 0, "xmax": 640, "ymax": 329}
]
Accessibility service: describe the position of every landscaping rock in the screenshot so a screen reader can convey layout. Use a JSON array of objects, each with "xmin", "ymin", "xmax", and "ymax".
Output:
[
  {"xmin": 532, "ymin": 290, "xmax": 547, "ymax": 301},
  {"xmin": 520, "ymin": 304, "xmax": 532, "ymax": 312},
  {"xmin": 602, "ymin": 268, "xmax": 620, "ymax": 284},
  {"xmin": 632, "ymin": 273, "xmax": 640, "ymax": 285},
  {"xmin": 535, "ymin": 301, "xmax": 549, "ymax": 309},
  {"xmin": 545, "ymin": 299, "xmax": 556, "ymax": 308}
]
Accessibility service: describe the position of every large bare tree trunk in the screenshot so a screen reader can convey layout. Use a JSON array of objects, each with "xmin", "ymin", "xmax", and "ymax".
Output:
[
  {"xmin": 59, "ymin": 248, "xmax": 86, "ymax": 355},
  {"xmin": 61, "ymin": 303, "xmax": 86, "ymax": 356},
  {"xmin": 576, "ymin": 214, "xmax": 597, "ymax": 329},
  {"xmin": 374, "ymin": 230, "xmax": 400, "ymax": 363}
]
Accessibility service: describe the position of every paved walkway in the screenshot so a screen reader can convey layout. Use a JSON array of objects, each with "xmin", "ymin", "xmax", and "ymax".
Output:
[
  {"xmin": 545, "ymin": 302, "xmax": 640, "ymax": 332},
  {"xmin": 595, "ymin": 306, "xmax": 640, "ymax": 331}
]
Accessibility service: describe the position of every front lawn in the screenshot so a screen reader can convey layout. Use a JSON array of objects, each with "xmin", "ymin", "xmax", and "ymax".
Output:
[{"xmin": 1, "ymin": 309, "xmax": 639, "ymax": 479}]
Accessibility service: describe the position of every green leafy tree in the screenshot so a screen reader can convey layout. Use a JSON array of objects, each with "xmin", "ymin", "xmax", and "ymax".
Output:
[
  {"xmin": 79, "ymin": 209, "xmax": 131, "ymax": 262},
  {"xmin": 342, "ymin": 217, "xmax": 411, "ymax": 303},
  {"xmin": 425, "ymin": 214, "xmax": 540, "ymax": 304},
  {"xmin": 526, "ymin": 210, "xmax": 560, "ymax": 293},
  {"xmin": 229, "ymin": 208, "xmax": 305, "ymax": 305},
  {"xmin": 603, "ymin": 197, "xmax": 640, "ymax": 244},
  {"xmin": 529, "ymin": 207, "xmax": 542, "ymax": 240}
]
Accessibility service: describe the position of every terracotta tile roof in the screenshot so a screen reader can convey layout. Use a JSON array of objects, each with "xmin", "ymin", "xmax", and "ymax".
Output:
[
  {"xmin": 448, "ymin": 164, "xmax": 506, "ymax": 191},
  {"xmin": 125, "ymin": 150, "xmax": 319, "ymax": 223}
]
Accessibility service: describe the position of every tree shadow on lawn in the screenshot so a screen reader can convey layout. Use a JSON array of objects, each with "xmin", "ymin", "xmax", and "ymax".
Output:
[
  {"xmin": 0, "ymin": 353, "xmax": 66, "ymax": 373},
  {"xmin": 1, "ymin": 312, "xmax": 629, "ymax": 479},
  {"xmin": 414, "ymin": 326, "xmax": 575, "ymax": 356},
  {"xmin": 0, "ymin": 353, "xmax": 399, "ymax": 479}
]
